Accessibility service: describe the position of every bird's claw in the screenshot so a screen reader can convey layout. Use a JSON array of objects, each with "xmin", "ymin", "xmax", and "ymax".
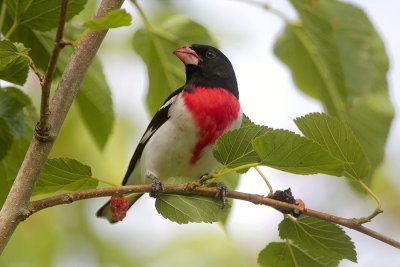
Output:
[
  {"xmin": 146, "ymin": 171, "xmax": 164, "ymax": 198},
  {"xmin": 215, "ymin": 182, "xmax": 228, "ymax": 209}
]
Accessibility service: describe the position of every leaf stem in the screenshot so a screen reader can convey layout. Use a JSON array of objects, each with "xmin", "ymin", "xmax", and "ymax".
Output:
[
  {"xmin": 30, "ymin": 62, "xmax": 44, "ymax": 85},
  {"xmin": 356, "ymin": 178, "xmax": 383, "ymax": 222},
  {"xmin": 4, "ymin": 20, "xmax": 18, "ymax": 39},
  {"xmin": 230, "ymin": 0, "xmax": 290, "ymax": 22},
  {"xmin": 0, "ymin": 1, "xmax": 7, "ymax": 35},
  {"xmin": 131, "ymin": 0, "xmax": 177, "ymax": 94},
  {"xmin": 357, "ymin": 179, "xmax": 381, "ymax": 209},
  {"xmin": 211, "ymin": 162, "xmax": 260, "ymax": 179},
  {"xmin": 254, "ymin": 166, "xmax": 273, "ymax": 195},
  {"xmin": 131, "ymin": 0, "xmax": 152, "ymax": 30}
]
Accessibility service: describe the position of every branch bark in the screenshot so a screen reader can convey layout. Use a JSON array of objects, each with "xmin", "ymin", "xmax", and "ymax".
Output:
[
  {"xmin": 0, "ymin": 0, "xmax": 125, "ymax": 254},
  {"xmin": 26, "ymin": 184, "xmax": 400, "ymax": 250},
  {"xmin": 36, "ymin": 0, "xmax": 69, "ymax": 137}
]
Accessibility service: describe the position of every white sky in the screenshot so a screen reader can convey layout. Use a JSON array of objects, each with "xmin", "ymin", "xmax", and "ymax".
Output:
[{"xmin": 91, "ymin": 1, "xmax": 400, "ymax": 266}]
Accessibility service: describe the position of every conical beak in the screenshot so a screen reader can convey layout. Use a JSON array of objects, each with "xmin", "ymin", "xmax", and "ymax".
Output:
[{"xmin": 173, "ymin": 46, "xmax": 200, "ymax": 65}]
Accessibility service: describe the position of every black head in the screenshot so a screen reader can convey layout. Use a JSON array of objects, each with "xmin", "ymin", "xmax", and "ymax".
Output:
[{"xmin": 173, "ymin": 44, "xmax": 239, "ymax": 99}]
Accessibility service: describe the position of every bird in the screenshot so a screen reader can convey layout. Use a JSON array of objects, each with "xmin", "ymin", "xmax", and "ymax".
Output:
[{"xmin": 96, "ymin": 44, "xmax": 242, "ymax": 223}]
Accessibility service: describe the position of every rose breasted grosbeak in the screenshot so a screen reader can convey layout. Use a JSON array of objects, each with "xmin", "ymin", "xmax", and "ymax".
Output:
[{"xmin": 97, "ymin": 44, "xmax": 242, "ymax": 223}]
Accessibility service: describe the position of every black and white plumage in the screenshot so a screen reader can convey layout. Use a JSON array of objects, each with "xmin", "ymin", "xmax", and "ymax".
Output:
[{"xmin": 97, "ymin": 44, "xmax": 242, "ymax": 223}]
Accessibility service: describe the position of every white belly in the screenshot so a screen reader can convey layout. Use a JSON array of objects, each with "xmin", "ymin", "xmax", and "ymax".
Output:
[{"xmin": 129, "ymin": 94, "xmax": 242, "ymax": 184}]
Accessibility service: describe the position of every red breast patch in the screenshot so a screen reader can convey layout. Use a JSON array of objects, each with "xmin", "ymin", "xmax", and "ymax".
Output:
[{"xmin": 183, "ymin": 85, "xmax": 240, "ymax": 165}]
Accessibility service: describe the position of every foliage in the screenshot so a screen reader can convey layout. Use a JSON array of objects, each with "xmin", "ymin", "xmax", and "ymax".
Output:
[
  {"xmin": 274, "ymin": 0, "xmax": 393, "ymax": 183},
  {"xmin": 0, "ymin": 0, "xmax": 395, "ymax": 266},
  {"xmin": 83, "ymin": 9, "xmax": 132, "ymax": 30},
  {"xmin": 132, "ymin": 13, "xmax": 217, "ymax": 115},
  {"xmin": 33, "ymin": 157, "xmax": 98, "ymax": 196}
]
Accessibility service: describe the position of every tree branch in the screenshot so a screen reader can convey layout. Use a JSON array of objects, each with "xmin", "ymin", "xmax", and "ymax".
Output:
[
  {"xmin": 36, "ymin": 0, "xmax": 69, "ymax": 140},
  {"xmin": 26, "ymin": 184, "xmax": 400, "ymax": 250},
  {"xmin": 0, "ymin": 0, "xmax": 125, "ymax": 255}
]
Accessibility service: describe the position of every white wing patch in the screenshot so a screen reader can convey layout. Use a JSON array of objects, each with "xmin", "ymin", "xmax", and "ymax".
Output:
[
  {"xmin": 160, "ymin": 95, "xmax": 177, "ymax": 110},
  {"xmin": 140, "ymin": 127, "xmax": 156, "ymax": 144}
]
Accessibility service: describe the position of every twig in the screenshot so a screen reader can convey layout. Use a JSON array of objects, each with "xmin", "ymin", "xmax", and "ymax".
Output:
[
  {"xmin": 0, "ymin": 0, "xmax": 125, "ymax": 255},
  {"xmin": 231, "ymin": 0, "xmax": 290, "ymax": 22},
  {"xmin": 254, "ymin": 166, "xmax": 273, "ymax": 195},
  {"xmin": 30, "ymin": 62, "xmax": 44, "ymax": 86},
  {"xmin": 36, "ymin": 0, "xmax": 69, "ymax": 141},
  {"xmin": 26, "ymin": 184, "xmax": 400, "ymax": 250}
]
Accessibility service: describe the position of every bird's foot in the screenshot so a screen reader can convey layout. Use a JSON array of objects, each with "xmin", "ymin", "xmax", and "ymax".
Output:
[
  {"xmin": 146, "ymin": 171, "xmax": 165, "ymax": 198},
  {"xmin": 214, "ymin": 182, "xmax": 229, "ymax": 209}
]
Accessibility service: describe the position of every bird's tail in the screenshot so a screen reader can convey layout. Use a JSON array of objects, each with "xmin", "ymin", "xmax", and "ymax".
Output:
[{"xmin": 96, "ymin": 193, "xmax": 144, "ymax": 223}]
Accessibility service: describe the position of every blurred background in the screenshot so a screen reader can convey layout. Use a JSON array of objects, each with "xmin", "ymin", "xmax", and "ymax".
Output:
[{"xmin": 1, "ymin": 0, "xmax": 399, "ymax": 266}]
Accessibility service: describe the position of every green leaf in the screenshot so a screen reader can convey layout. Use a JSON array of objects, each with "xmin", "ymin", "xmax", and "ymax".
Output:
[
  {"xmin": 5, "ymin": 0, "xmax": 87, "ymax": 32},
  {"xmin": 294, "ymin": 113, "xmax": 370, "ymax": 180},
  {"xmin": 83, "ymin": 9, "xmax": 131, "ymax": 30},
  {"xmin": 1, "ymin": 12, "xmax": 50, "ymax": 71},
  {"xmin": 279, "ymin": 215, "xmax": 357, "ymax": 262},
  {"xmin": 274, "ymin": 0, "xmax": 393, "ymax": 180},
  {"xmin": 76, "ymin": 58, "xmax": 114, "ymax": 149},
  {"xmin": 252, "ymin": 129, "xmax": 344, "ymax": 176},
  {"xmin": 7, "ymin": 26, "xmax": 114, "ymax": 150},
  {"xmin": 240, "ymin": 113, "xmax": 256, "ymax": 127},
  {"xmin": 213, "ymin": 125, "xmax": 271, "ymax": 173},
  {"xmin": 258, "ymin": 242, "xmax": 339, "ymax": 267},
  {"xmin": 133, "ymin": 15, "xmax": 217, "ymax": 115},
  {"xmin": 4, "ymin": 25, "xmax": 114, "ymax": 149},
  {"xmin": 0, "ymin": 96, "xmax": 36, "ymax": 208},
  {"xmin": 33, "ymin": 158, "xmax": 98, "ymax": 196},
  {"xmin": 155, "ymin": 177, "xmax": 228, "ymax": 224},
  {"xmin": 0, "ymin": 40, "xmax": 30, "ymax": 85},
  {"xmin": 0, "ymin": 87, "xmax": 31, "ymax": 160}
]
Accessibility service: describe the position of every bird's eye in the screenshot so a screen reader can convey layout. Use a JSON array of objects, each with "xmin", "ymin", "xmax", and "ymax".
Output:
[{"xmin": 205, "ymin": 50, "xmax": 216, "ymax": 59}]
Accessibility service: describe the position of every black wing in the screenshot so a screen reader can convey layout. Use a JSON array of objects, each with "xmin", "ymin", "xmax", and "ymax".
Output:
[{"xmin": 121, "ymin": 87, "xmax": 184, "ymax": 185}]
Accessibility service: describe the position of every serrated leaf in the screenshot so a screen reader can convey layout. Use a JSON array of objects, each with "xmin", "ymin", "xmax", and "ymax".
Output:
[
  {"xmin": 155, "ymin": 193, "xmax": 228, "ymax": 224},
  {"xmin": 274, "ymin": 0, "xmax": 393, "ymax": 181},
  {"xmin": 0, "ymin": 40, "xmax": 23, "ymax": 68},
  {"xmin": 5, "ymin": 0, "xmax": 87, "ymax": 31},
  {"xmin": 252, "ymin": 130, "xmax": 344, "ymax": 176},
  {"xmin": 213, "ymin": 125, "xmax": 272, "ymax": 173},
  {"xmin": 279, "ymin": 215, "xmax": 357, "ymax": 262},
  {"xmin": 258, "ymin": 242, "xmax": 339, "ymax": 267},
  {"xmin": 0, "ymin": 87, "xmax": 31, "ymax": 160},
  {"xmin": 0, "ymin": 40, "xmax": 30, "ymax": 85},
  {"xmin": 294, "ymin": 113, "xmax": 370, "ymax": 180},
  {"xmin": 240, "ymin": 113, "xmax": 256, "ymax": 127},
  {"xmin": 76, "ymin": 58, "xmax": 114, "ymax": 149},
  {"xmin": 33, "ymin": 158, "xmax": 98, "ymax": 196},
  {"xmin": 83, "ymin": 9, "xmax": 131, "ymax": 30},
  {"xmin": 133, "ymin": 15, "xmax": 217, "ymax": 115}
]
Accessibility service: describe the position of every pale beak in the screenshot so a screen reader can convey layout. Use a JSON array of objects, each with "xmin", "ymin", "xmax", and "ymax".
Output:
[{"xmin": 173, "ymin": 46, "xmax": 200, "ymax": 65}]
